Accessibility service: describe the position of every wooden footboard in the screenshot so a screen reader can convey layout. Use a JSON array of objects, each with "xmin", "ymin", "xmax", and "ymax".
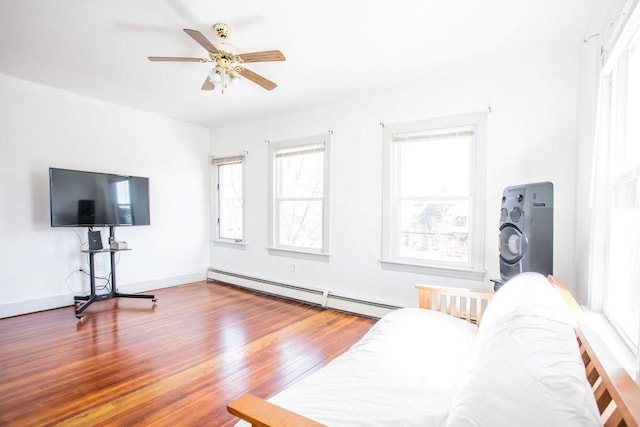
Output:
[
  {"xmin": 227, "ymin": 278, "xmax": 640, "ymax": 427},
  {"xmin": 227, "ymin": 394, "xmax": 326, "ymax": 427}
]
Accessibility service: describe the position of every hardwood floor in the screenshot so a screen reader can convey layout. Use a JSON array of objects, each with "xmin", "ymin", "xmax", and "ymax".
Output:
[{"xmin": 0, "ymin": 281, "xmax": 376, "ymax": 426}]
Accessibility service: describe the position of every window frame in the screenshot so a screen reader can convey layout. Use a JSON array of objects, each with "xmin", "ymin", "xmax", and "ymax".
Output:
[
  {"xmin": 588, "ymin": 0, "xmax": 640, "ymax": 374},
  {"xmin": 601, "ymin": 36, "xmax": 640, "ymax": 354},
  {"xmin": 210, "ymin": 154, "xmax": 246, "ymax": 246},
  {"xmin": 381, "ymin": 113, "xmax": 487, "ymax": 280},
  {"xmin": 268, "ymin": 134, "xmax": 331, "ymax": 259}
]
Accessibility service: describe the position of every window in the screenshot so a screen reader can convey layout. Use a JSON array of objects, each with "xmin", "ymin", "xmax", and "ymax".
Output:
[
  {"xmin": 592, "ymin": 6, "xmax": 640, "ymax": 354},
  {"xmin": 269, "ymin": 134, "xmax": 330, "ymax": 256},
  {"xmin": 381, "ymin": 113, "xmax": 487, "ymax": 279},
  {"xmin": 113, "ymin": 179, "xmax": 132, "ymax": 224},
  {"xmin": 211, "ymin": 155, "xmax": 245, "ymax": 243}
]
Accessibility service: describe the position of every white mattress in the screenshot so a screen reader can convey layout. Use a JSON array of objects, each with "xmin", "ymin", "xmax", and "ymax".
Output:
[{"xmin": 235, "ymin": 307, "xmax": 479, "ymax": 426}]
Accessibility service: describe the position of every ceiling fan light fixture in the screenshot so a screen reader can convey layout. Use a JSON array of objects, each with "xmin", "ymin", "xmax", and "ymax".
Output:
[
  {"xmin": 228, "ymin": 71, "xmax": 240, "ymax": 86},
  {"xmin": 209, "ymin": 65, "xmax": 225, "ymax": 83}
]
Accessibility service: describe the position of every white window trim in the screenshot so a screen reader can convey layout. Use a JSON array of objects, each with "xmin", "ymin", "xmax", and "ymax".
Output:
[
  {"xmin": 380, "ymin": 112, "xmax": 487, "ymax": 280},
  {"xmin": 268, "ymin": 133, "xmax": 331, "ymax": 258},
  {"xmin": 210, "ymin": 154, "xmax": 246, "ymax": 247},
  {"xmin": 588, "ymin": 0, "xmax": 640, "ymax": 379}
]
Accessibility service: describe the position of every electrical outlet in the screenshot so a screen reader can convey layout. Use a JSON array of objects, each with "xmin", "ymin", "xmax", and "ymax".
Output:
[
  {"xmin": 290, "ymin": 264, "xmax": 297, "ymax": 272},
  {"xmin": 96, "ymin": 260, "xmax": 105, "ymax": 272},
  {"xmin": 75, "ymin": 264, "xmax": 82, "ymax": 272}
]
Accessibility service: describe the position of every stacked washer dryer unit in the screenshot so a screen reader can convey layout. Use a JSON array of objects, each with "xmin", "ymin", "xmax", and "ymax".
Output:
[{"xmin": 496, "ymin": 182, "xmax": 554, "ymax": 291}]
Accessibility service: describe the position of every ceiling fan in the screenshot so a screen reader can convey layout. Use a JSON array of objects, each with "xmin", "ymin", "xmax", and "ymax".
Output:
[{"xmin": 148, "ymin": 23, "xmax": 285, "ymax": 93}]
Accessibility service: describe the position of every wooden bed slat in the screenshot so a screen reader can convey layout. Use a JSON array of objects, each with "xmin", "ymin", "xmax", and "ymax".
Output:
[
  {"xmin": 586, "ymin": 360, "xmax": 599, "ymax": 386},
  {"xmin": 575, "ymin": 326, "xmax": 640, "ymax": 427},
  {"xmin": 595, "ymin": 380, "xmax": 613, "ymax": 413},
  {"xmin": 604, "ymin": 408, "xmax": 624, "ymax": 427}
]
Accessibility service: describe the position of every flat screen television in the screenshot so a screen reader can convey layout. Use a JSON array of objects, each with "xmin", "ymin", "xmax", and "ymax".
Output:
[{"xmin": 49, "ymin": 167, "xmax": 150, "ymax": 227}]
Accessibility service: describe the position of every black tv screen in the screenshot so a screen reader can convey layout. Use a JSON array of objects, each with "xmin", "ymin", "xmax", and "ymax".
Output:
[{"xmin": 49, "ymin": 168, "xmax": 150, "ymax": 227}]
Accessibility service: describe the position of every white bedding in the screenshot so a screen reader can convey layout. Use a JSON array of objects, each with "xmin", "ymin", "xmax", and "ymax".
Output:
[
  {"xmin": 233, "ymin": 273, "xmax": 601, "ymax": 426},
  {"xmin": 235, "ymin": 307, "xmax": 478, "ymax": 427},
  {"xmin": 446, "ymin": 273, "xmax": 601, "ymax": 427}
]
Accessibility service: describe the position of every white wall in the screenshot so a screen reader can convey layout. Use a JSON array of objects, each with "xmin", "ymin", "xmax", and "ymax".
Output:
[
  {"xmin": 210, "ymin": 47, "xmax": 581, "ymax": 307},
  {"xmin": 0, "ymin": 74, "xmax": 210, "ymax": 318}
]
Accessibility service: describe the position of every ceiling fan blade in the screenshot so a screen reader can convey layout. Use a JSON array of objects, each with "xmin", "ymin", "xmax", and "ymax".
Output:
[
  {"xmin": 236, "ymin": 50, "xmax": 286, "ymax": 63},
  {"xmin": 201, "ymin": 76, "xmax": 215, "ymax": 91},
  {"xmin": 236, "ymin": 67, "xmax": 277, "ymax": 90},
  {"xmin": 148, "ymin": 56, "xmax": 207, "ymax": 62},
  {"xmin": 183, "ymin": 29, "xmax": 219, "ymax": 54}
]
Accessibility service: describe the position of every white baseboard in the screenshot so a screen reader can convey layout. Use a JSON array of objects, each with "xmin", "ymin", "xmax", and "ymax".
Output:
[
  {"xmin": 120, "ymin": 272, "xmax": 205, "ymax": 294},
  {"xmin": 0, "ymin": 272, "xmax": 206, "ymax": 319},
  {"xmin": 207, "ymin": 268, "xmax": 398, "ymax": 318},
  {"xmin": 0, "ymin": 294, "xmax": 75, "ymax": 319}
]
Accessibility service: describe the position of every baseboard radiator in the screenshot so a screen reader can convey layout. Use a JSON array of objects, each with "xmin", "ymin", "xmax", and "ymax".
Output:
[{"xmin": 206, "ymin": 268, "xmax": 399, "ymax": 318}]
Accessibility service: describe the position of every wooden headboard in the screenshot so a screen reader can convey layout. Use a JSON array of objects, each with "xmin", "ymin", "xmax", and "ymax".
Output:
[
  {"xmin": 416, "ymin": 277, "xmax": 640, "ymax": 427},
  {"xmin": 416, "ymin": 284, "xmax": 493, "ymax": 326}
]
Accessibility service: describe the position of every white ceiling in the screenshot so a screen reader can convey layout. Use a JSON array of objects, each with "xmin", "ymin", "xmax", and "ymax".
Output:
[{"xmin": 0, "ymin": 0, "xmax": 595, "ymax": 129}]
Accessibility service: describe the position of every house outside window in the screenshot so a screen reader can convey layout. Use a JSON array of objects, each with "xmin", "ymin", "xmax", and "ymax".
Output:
[
  {"xmin": 211, "ymin": 155, "xmax": 245, "ymax": 243},
  {"xmin": 268, "ymin": 134, "xmax": 330, "ymax": 257},
  {"xmin": 381, "ymin": 113, "xmax": 487, "ymax": 280}
]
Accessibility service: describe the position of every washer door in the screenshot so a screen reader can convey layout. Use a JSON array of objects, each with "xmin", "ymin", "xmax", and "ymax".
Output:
[{"xmin": 499, "ymin": 224, "xmax": 528, "ymax": 264}]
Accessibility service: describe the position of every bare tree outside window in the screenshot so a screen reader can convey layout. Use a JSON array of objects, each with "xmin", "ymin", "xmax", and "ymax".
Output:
[{"xmin": 275, "ymin": 145, "xmax": 325, "ymax": 250}]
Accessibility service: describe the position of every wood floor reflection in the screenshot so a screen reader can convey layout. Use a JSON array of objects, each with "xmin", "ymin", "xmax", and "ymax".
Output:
[{"xmin": 0, "ymin": 281, "xmax": 375, "ymax": 426}]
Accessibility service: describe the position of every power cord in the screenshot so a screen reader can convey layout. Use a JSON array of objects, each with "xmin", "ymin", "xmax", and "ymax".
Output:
[{"xmin": 78, "ymin": 268, "xmax": 112, "ymax": 292}]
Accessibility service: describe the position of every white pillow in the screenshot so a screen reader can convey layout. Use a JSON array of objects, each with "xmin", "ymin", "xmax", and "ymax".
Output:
[{"xmin": 446, "ymin": 273, "xmax": 601, "ymax": 427}]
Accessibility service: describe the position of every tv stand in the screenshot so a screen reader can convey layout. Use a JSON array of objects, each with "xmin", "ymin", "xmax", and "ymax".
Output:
[{"xmin": 74, "ymin": 226, "xmax": 156, "ymax": 319}]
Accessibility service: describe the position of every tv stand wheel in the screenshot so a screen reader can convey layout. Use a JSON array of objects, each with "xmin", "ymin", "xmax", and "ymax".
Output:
[
  {"xmin": 152, "ymin": 298, "xmax": 157, "ymax": 303},
  {"xmin": 76, "ymin": 314, "xmax": 84, "ymax": 321}
]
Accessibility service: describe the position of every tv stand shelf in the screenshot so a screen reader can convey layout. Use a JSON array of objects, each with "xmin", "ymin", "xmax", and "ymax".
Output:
[
  {"xmin": 82, "ymin": 248, "xmax": 132, "ymax": 254},
  {"xmin": 74, "ymin": 227, "xmax": 155, "ymax": 320}
]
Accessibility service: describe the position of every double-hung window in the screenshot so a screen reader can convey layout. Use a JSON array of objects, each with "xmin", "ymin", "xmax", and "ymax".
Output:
[
  {"xmin": 269, "ymin": 134, "xmax": 330, "ymax": 256},
  {"xmin": 592, "ymin": 2, "xmax": 640, "ymax": 356},
  {"xmin": 211, "ymin": 155, "xmax": 245, "ymax": 243},
  {"xmin": 381, "ymin": 113, "xmax": 486, "ymax": 279}
]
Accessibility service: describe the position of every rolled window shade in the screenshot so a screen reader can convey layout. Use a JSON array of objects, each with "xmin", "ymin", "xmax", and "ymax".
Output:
[
  {"xmin": 392, "ymin": 126, "xmax": 475, "ymax": 143},
  {"xmin": 211, "ymin": 155, "xmax": 245, "ymax": 165},
  {"xmin": 275, "ymin": 143, "xmax": 325, "ymax": 158}
]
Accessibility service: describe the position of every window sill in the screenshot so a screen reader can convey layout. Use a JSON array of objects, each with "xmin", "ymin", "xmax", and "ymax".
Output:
[
  {"xmin": 581, "ymin": 310, "xmax": 638, "ymax": 381},
  {"xmin": 380, "ymin": 259, "xmax": 486, "ymax": 281},
  {"xmin": 211, "ymin": 240, "xmax": 246, "ymax": 250},
  {"xmin": 267, "ymin": 247, "xmax": 331, "ymax": 262}
]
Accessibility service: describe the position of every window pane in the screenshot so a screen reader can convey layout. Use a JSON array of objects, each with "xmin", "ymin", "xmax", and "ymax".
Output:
[
  {"xmin": 603, "ymin": 37, "xmax": 640, "ymax": 350},
  {"xmin": 397, "ymin": 131, "xmax": 470, "ymax": 197},
  {"xmin": 278, "ymin": 200, "xmax": 323, "ymax": 249},
  {"xmin": 624, "ymin": 42, "xmax": 640, "ymax": 170},
  {"xmin": 218, "ymin": 162, "xmax": 243, "ymax": 240},
  {"xmin": 276, "ymin": 149, "xmax": 324, "ymax": 198},
  {"xmin": 606, "ymin": 176, "xmax": 640, "ymax": 348},
  {"xmin": 398, "ymin": 200, "xmax": 469, "ymax": 263}
]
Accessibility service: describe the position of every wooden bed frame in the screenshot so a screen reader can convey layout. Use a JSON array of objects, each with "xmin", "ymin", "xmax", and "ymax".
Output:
[{"xmin": 227, "ymin": 276, "xmax": 640, "ymax": 427}]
